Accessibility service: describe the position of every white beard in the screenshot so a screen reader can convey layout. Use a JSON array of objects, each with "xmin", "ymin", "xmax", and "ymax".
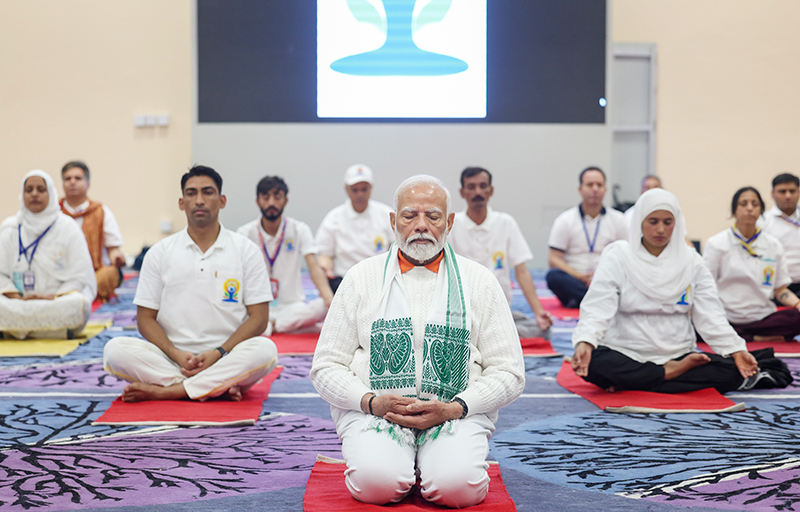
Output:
[{"xmin": 396, "ymin": 229, "xmax": 447, "ymax": 263}]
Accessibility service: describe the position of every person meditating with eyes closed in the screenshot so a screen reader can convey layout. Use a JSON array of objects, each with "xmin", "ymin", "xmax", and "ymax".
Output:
[{"xmin": 571, "ymin": 188, "xmax": 791, "ymax": 393}]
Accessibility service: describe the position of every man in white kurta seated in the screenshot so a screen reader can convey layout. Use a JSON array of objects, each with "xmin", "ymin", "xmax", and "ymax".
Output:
[
  {"xmin": 546, "ymin": 166, "xmax": 628, "ymax": 308},
  {"xmin": 103, "ymin": 165, "xmax": 277, "ymax": 402},
  {"xmin": 315, "ymin": 164, "xmax": 394, "ymax": 293},
  {"xmin": 59, "ymin": 160, "xmax": 126, "ymax": 302},
  {"xmin": 237, "ymin": 176, "xmax": 333, "ymax": 334},
  {"xmin": 762, "ymin": 173, "xmax": 800, "ymax": 296},
  {"xmin": 310, "ymin": 175, "xmax": 525, "ymax": 508},
  {"xmin": 0, "ymin": 170, "xmax": 96, "ymax": 339},
  {"xmin": 448, "ymin": 166, "xmax": 552, "ymax": 339}
]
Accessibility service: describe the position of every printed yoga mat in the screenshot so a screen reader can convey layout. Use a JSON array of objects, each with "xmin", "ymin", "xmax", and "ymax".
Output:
[
  {"xmin": 556, "ymin": 360, "xmax": 745, "ymax": 413},
  {"xmin": 93, "ymin": 366, "xmax": 283, "ymax": 426}
]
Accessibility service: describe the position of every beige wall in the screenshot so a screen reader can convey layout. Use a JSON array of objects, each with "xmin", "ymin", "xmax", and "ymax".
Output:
[
  {"xmin": 613, "ymin": 0, "xmax": 800, "ymax": 246},
  {"xmin": 0, "ymin": 0, "xmax": 193, "ymax": 257},
  {"xmin": 3, "ymin": 1, "xmax": 799, "ymax": 257}
]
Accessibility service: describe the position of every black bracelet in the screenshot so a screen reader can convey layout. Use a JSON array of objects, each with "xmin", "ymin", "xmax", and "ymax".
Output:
[
  {"xmin": 216, "ymin": 346, "xmax": 228, "ymax": 357},
  {"xmin": 368, "ymin": 395, "xmax": 376, "ymax": 415},
  {"xmin": 450, "ymin": 397, "xmax": 468, "ymax": 419}
]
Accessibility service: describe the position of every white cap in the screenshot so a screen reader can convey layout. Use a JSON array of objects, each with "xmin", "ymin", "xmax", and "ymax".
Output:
[{"xmin": 343, "ymin": 164, "xmax": 374, "ymax": 186}]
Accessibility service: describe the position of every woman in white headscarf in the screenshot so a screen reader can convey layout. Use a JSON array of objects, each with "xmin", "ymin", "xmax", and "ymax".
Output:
[
  {"xmin": 0, "ymin": 170, "xmax": 96, "ymax": 339},
  {"xmin": 570, "ymin": 188, "xmax": 791, "ymax": 393},
  {"xmin": 704, "ymin": 186, "xmax": 800, "ymax": 341}
]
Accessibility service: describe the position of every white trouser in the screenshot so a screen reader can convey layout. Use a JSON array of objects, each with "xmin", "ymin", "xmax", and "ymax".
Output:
[
  {"xmin": 332, "ymin": 407, "xmax": 495, "ymax": 508},
  {"xmin": 272, "ymin": 298, "xmax": 327, "ymax": 333},
  {"xmin": 0, "ymin": 292, "xmax": 88, "ymax": 339},
  {"xmin": 103, "ymin": 336, "xmax": 278, "ymax": 400}
]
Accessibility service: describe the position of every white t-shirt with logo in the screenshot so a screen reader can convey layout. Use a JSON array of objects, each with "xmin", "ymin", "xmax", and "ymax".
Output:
[
  {"xmin": 548, "ymin": 205, "xmax": 628, "ymax": 274},
  {"xmin": 134, "ymin": 226, "xmax": 273, "ymax": 352},
  {"xmin": 761, "ymin": 205, "xmax": 800, "ymax": 283},
  {"xmin": 237, "ymin": 216, "xmax": 316, "ymax": 306}
]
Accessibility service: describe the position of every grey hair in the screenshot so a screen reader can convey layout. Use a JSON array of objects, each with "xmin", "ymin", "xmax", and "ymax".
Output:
[{"xmin": 393, "ymin": 175, "xmax": 451, "ymax": 213}]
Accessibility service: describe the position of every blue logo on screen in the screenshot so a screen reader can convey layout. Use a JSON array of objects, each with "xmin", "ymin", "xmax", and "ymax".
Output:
[{"xmin": 331, "ymin": 0, "xmax": 468, "ymax": 76}]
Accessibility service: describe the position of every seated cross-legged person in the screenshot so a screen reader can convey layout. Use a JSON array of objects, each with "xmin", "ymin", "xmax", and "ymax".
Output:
[
  {"xmin": 0, "ymin": 170, "xmax": 96, "ymax": 339},
  {"xmin": 237, "ymin": 176, "xmax": 333, "ymax": 334},
  {"xmin": 704, "ymin": 186, "xmax": 800, "ymax": 341},
  {"xmin": 571, "ymin": 189, "xmax": 792, "ymax": 393},
  {"xmin": 546, "ymin": 167, "xmax": 628, "ymax": 308},
  {"xmin": 103, "ymin": 165, "xmax": 277, "ymax": 402}
]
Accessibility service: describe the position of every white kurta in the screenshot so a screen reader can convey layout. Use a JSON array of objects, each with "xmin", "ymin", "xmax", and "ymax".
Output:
[
  {"xmin": 62, "ymin": 200, "xmax": 124, "ymax": 265},
  {"xmin": 310, "ymin": 251, "xmax": 525, "ymax": 423},
  {"xmin": 315, "ymin": 200, "xmax": 394, "ymax": 277},
  {"xmin": 548, "ymin": 205, "xmax": 629, "ymax": 273},
  {"xmin": 761, "ymin": 205, "xmax": 800, "ymax": 283},
  {"xmin": 704, "ymin": 228, "xmax": 791, "ymax": 324},
  {"xmin": 449, "ymin": 208, "xmax": 532, "ymax": 305},
  {"xmin": 572, "ymin": 243, "xmax": 746, "ymax": 364}
]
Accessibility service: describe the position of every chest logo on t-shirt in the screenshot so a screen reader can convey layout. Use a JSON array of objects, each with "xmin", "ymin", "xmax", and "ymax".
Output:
[
  {"xmin": 676, "ymin": 285, "xmax": 691, "ymax": 305},
  {"xmin": 222, "ymin": 279, "xmax": 240, "ymax": 303},
  {"xmin": 492, "ymin": 251, "xmax": 505, "ymax": 270},
  {"xmin": 374, "ymin": 236, "xmax": 386, "ymax": 252},
  {"xmin": 763, "ymin": 266, "xmax": 774, "ymax": 286},
  {"xmin": 285, "ymin": 238, "xmax": 295, "ymax": 252}
]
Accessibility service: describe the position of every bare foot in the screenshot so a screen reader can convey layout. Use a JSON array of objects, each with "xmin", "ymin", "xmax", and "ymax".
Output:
[
  {"xmin": 226, "ymin": 385, "xmax": 242, "ymax": 402},
  {"xmin": 605, "ymin": 386, "xmax": 616, "ymax": 393},
  {"xmin": 663, "ymin": 353, "xmax": 710, "ymax": 380},
  {"xmin": 753, "ymin": 335, "xmax": 786, "ymax": 342},
  {"xmin": 121, "ymin": 382, "xmax": 188, "ymax": 402}
]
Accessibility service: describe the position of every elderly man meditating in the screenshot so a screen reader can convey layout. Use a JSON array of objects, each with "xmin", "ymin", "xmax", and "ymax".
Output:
[{"xmin": 310, "ymin": 175, "xmax": 525, "ymax": 508}]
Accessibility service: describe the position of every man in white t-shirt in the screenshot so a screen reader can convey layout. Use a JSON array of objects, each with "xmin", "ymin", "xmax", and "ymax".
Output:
[
  {"xmin": 103, "ymin": 165, "xmax": 277, "ymax": 402},
  {"xmin": 59, "ymin": 160, "xmax": 125, "ymax": 301},
  {"xmin": 449, "ymin": 167, "xmax": 552, "ymax": 339},
  {"xmin": 238, "ymin": 176, "xmax": 333, "ymax": 334},
  {"xmin": 546, "ymin": 166, "xmax": 628, "ymax": 308},
  {"xmin": 316, "ymin": 164, "xmax": 394, "ymax": 292},
  {"xmin": 762, "ymin": 173, "xmax": 800, "ymax": 295}
]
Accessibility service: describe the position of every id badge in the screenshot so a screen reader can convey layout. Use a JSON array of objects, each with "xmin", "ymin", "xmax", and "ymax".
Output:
[
  {"xmin": 22, "ymin": 271, "xmax": 35, "ymax": 292},
  {"xmin": 270, "ymin": 278, "xmax": 279, "ymax": 299}
]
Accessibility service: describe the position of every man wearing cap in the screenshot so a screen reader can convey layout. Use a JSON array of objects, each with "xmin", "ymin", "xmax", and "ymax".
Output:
[{"xmin": 316, "ymin": 164, "xmax": 394, "ymax": 292}]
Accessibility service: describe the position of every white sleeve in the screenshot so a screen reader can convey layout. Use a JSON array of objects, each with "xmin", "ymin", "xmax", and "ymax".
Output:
[
  {"xmin": 691, "ymin": 262, "xmax": 747, "ymax": 356},
  {"xmin": 571, "ymin": 246, "xmax": 623, "ymax": 348},
  {"xmin": 0, "ymin": 225, "xmax": 17, "ymax": 294},
  {"xmin": 702, "ymin": 235, "xmax": 723, "ymax": 281},
  {"xmin": 548, "ymin": 213, "xmax": 570, "ymax": 252},
  {"xmin": 56, "ymin": 219, "xmax": 97, "ymax": 302},
  {"xmin": 506, "ymin": 216, "xmax": 533, "ymax": 267},
  {"xmin": 315, "ymin": 211, "xmax": 337, "ymax": 258},
  {"xmin": 102, "ymin": 205, "xmax": 124, "ymax": 248},
  {"xmin": 775, "ymin": 243, "xmax": 792, "ymax": 289},
  {"xmin": 297, "ymin": 222, "xmax": 317, "ymax": 257},
  {"xmin": 133, "ymin": 244, "xmax": 164, "ymax": 310},
  {"xmin": 240, "ymin": 238, "xmax": 274, "ymax": 305}
]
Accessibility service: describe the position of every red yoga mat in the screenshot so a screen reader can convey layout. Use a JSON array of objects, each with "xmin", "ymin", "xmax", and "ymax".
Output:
[
  {"xmin": 538, "ymin": 295, "xmax": 580, "ymax": 320},
  {"xmin": 520, "ymin": 337, "xmax": 560, "ymax": 357},
  {"xmin": 697, "ymin": 340, "xmax": 800, "ymax": 358},
  {"xmin": 303, "ymin": 457, "xmax": 517, "ymax": 512},
  {"xmin": 556, "ymin": 360, "xmax": 745, "ymax": 413},
  {"xmin": 268, "ymin": 332, "xmax": 319, "ymax": 354},
  {"xmin": 93, "ymin": 366, "xmax": 283, "ymax": 426}
]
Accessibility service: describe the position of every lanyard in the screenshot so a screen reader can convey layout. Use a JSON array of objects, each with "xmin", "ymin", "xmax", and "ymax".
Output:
[
  {"xmin": 579, "ymin": 205, "xmax": 602, "ymax": 253},
  {"xmin": 731, "ymin": 225, "xmax": 761, "ymax": 258},
  {"xmin": 257, "ymin": 219, "xmax": 287, "ymax": 270},
  {"xmin": 779, "ymin": 214, "xmax": 800, "ymax": 228},
  {"xmin": 18, "ymin": 220, "xmax": 56, "ymax": 270}
]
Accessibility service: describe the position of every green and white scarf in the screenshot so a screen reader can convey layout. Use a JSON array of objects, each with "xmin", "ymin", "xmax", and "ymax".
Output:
[{"xmin": 369, "ymin": 243, "xmax": 472, "ymax": 403}]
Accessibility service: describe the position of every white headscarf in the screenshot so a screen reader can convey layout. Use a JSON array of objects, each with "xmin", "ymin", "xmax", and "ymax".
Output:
[
  {"xmin": 16, "ymin": 169, "xmax": 61, "ymax": 240},
  {"xmin": 618, "ymin": 188, "xmax": 699, "ymax": 301}
]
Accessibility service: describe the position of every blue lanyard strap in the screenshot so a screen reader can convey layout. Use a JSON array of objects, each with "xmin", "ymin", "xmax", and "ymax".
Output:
[
  {"xmin": 579, "ymin": 205, "xmax": 602, "ymax": 253},
  {"xmin": 779, "ymin": 214, "xmax": 800, "ymax": 228},
  {"xmin": 18, "ymin": 220, "xmax": 56, "ymax": 269},
  {"xmin": 258, "ymin": 219, "xmax": 287, "ymax": 270}
]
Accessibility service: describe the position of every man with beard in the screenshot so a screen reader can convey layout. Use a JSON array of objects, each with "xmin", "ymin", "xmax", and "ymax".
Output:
[
  {"xmin": 762, "ymin": 173, "xmax": 800, "ymax": 295},
  {"xmin": 311, "ymin": 175, "xmax": 524, "ymax": 508},
  {"xmin": 449, "ymin": 166, "xmax": 552, "ymax": 339},
  {"xmin": 237, "ymin": 176, "xmax": 333, "ymax": 334},
  {"xmin": 103, "ymin": 166, "xmax": 277, "ymax": 402},
  {"xmin": 546, "ymin": 166, "xmax": 628, "ymax": 308}
]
